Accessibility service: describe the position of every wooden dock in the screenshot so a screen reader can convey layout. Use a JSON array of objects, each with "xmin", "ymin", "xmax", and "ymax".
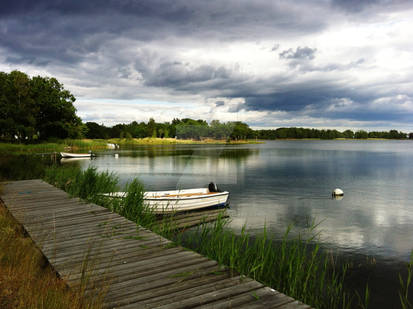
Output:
[
  {"xmin": 0, "ymin": 179, "xmax": 311, "ymax": 309},
  {"xmin": 153, "ymin": 208, "xmax": 229, "ymax": 230}
]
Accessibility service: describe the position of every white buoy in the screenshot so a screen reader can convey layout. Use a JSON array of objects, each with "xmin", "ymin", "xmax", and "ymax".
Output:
[
  {"xmin": 114, "ymin": 153, "xmax": 119, "ymax": 158},
  {"xmin": 332, "ymin": 188, "xmax": 344, "ymax": 197}
]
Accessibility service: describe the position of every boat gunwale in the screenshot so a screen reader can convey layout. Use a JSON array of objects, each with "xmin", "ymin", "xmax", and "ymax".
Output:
[
  {"xmin": 144, "ymin": 191, "xmax": 229, "ymax": 201},
  {"xmin": 103, "ymin": 191, "xmax": 229, "ymax": 201}
]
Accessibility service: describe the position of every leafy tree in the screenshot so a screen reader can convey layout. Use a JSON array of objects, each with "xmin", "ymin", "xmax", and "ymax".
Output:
[
  {"xmin": 85, "ymin": 122, "xmax": 110, "ymax": 139},
  {"xmin": 30, "ymin": 75, "xmax": 82, "ymax": 139},
  {"xmin": 355, "ymin": 130, "xmax": 368, "ymax": 139},
  {"xmin": 0, "ymin": 70, "xmax": 82, "ymax": 141},
  {"xmin": 343, "ymin": 130, "xmax": 354, "ymax": 139}
]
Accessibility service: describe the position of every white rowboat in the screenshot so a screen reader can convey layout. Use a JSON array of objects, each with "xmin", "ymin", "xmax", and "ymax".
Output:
[
  {"xmin": 105, "ymin": 187, "xmax": 229, "ymax": 214},
  {"xmin": 60, "ymin": 152, "xmax": 93, "ymax": 158}
]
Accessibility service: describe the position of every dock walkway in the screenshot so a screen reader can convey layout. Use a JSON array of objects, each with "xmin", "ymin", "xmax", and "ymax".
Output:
[{"xmin": 0, "ymin": 179, "xmax": 311, "ymax": 309}]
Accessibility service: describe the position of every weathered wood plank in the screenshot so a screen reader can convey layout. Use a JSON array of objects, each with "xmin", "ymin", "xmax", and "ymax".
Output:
[
  {"xmin": 116, "ymin": 275, "xmax": 241, "ymax": 309},
  {"xmin": 235, "ymin": 291, "xmax": 297, "ymax": 308},
  {"xmin": 103, "ymin": 273, "xmax": 231, "ymax": 308},
  {"xmin": 50, "ymin": 235, "xmax": 171, "ymax": 264},
  {"xmin": 101, "ymin": 264, "xmax": 226, "ymax": 308},
  {"xmin": 66, "ymin": 250, "xmax": 205, "ymax": 283},
  {"xmin": 153, "ymin": 280, "xmax": 263, "ymax": 309},
  {"xmin": 57, "ymin": 246, "xmax": 185, "ymax": 274},
  {"xmin": 192, "ymin": 287, "xmax": 278, "ymax": 309},
  {"xmin": 53, "ymin": 243, "xmax": 183, "ymax": 272}
]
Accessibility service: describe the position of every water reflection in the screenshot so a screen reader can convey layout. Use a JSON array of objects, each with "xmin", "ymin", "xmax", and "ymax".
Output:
[
  {"xmin": 82, "ymin": 141, "xmax": 413, "ymax": 263},
  {"xmin": 0, "ymin": 155, "xmax": 53, "ymax": 181},
  {"xmin": 80, "ymin": 145, "xmax": 259, "ymax": 189}
]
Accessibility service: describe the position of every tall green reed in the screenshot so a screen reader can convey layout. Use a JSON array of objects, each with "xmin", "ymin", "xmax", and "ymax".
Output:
[
  {"xmin": 43, "ymin": 166, "xmax": 159, "ymax": 229},
  {"xmin": 399, "ymin": 251, "xmax": 413, "ymax": 309},
  {"xmin": 44, "ymin": 166, "xmax": 118, "ymax": 202},
  {"xmin": 180, "ymin": 215, "xmax": 353, "ymax": 309}
]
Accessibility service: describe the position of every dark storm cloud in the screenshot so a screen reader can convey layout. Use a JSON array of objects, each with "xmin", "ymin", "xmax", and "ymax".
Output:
[
  {"xmin": 279, "ymin": 47, "xmax": 317, "ymax": 60},
  {"xmin": 0, "ymin": 0, "xmax": 329, "ymax": 65},
  {"xmin": 141, "ymin": 62, "xmax": 232, "ymax": 89},
  {"xmin": 331, "ymin": 0, "xmax": 413, "ymax": 13}
]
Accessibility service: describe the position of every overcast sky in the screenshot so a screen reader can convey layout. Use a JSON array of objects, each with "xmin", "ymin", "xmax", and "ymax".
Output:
[{"xmin": 1, "ymin": 0, "xmax": 413, "ymax": 130}]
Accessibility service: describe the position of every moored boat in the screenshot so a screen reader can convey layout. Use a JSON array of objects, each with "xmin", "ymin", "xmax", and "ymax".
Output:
[
  {"xmin": 60, "ymin": 152, "xmax": 94, "ymax": 158},
  {"xmin": 104, "ymin": 183, "xmax": 229, "ymax": 214}
]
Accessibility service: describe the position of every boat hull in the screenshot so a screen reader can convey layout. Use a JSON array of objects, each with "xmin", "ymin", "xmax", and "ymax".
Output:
[
  {"xmin": 60, "ymin": 152, "xmax": 92, "ymax": 158},
  {"xmin": 145, "ymin": 192, "xmax": 229, "ymax": 214},
  {"xmin": 105, "ymin": 188, "xmax": 229, "ymax": 214}
]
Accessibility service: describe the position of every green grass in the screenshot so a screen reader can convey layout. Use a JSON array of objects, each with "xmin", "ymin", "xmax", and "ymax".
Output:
[{"xmin": 0, "ymin": 139, "xmax": 110, "ymax": 155}]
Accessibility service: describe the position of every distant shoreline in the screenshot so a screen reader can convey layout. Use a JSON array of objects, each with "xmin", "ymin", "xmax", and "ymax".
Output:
[
  {"xmin": 1, "ymin": 137, "xmax": 411, "ymax": 155},
  {"xmin": 0, "ymin": 138, "xmax": 263, "ymax": 155}
]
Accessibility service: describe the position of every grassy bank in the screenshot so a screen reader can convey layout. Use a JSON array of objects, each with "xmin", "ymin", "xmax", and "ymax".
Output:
[
  {"xmin": 43, "ymin": 166, "xmax": 372, "ymax": 309},
  {"xmin": 106, "ymin": 137, "xmax": 263, "ymax": 146},
  {"xmin": 0, "ymin": 139, "xmax": 109, "ymax": 155},
  {"xmin": 0, "ymin": 138, "xmax": 262, "ymax": 155},
  {"xmin": 0, "ymin": 197, "xmax": 104, "ymax": 309}
]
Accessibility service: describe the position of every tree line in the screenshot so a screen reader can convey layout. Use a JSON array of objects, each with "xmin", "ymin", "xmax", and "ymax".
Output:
[
  {"xmin": 1, "ymin": 71, "xmax": 412, "ymax": 142},
  {"xmin": 256, "ymin": 127, "xmax": 410, "ymax": 140},
  {"xmin": 85, "ymin": 121, "xmax": 411, "ymax": 140},
  {"xmin": 85, "ymin": 119, "xmax": 255, "ymax": 140}
]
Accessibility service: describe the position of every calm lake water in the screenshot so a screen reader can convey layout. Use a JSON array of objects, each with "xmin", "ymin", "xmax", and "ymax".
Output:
[
  {"xmin": 2, "ymin": 140, "xmax": 412, "ymax": 307},
  {"xmin": 68, "ymin": 140, "xmax": 413, "ymax": 263}
]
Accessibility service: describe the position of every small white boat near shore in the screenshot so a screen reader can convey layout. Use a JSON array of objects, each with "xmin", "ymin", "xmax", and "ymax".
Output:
[
  {"xmin": 60, "ymin": 152, "xmax": 94, "ymax": 158},
  {"xmin": 104, "ymin": 184, "xmax": 229, "ymax": 214}
]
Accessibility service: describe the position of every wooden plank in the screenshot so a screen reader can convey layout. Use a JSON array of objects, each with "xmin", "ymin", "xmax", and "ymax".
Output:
[
  {"xmin": 42, "ymin": 226, "xmax": 156, "ymax": 247},
  {"xmin": 41, "ymin": 232, "xmax": 169, "ymax": 258},
  {"xmin": 77, "ymin": 254, "xmax": 212, "ymax": 288},
  {"xmin": 115, "ymin": 275, "xmax": 240, "ymax": 309},
  {"xmin": 101, "ymin": 264, "xmax": 226, "ymax": 308},
  {"xmin": 57, "ymin": 246, "xmax": 185, "ymax": 274},
  {"xmin": 157, "ymin": 209, "xmax": 227, "ymax": 224},
  {"xmin": 277, "ymin": 301, "xmax": 312, "ymax": 309},
  {"xmin": 94, "ymin": 260, "xmax": 219, "ymax": 294},
  {"xmin": 48, "ymin": 240, "xmax": 171, "ymax": 268},
  {"xmin": 66, "ymin": 250, "xmax": 204, "ymax": 283},
  {"xmin": 192, "ymin": 287, "xmax": 278, "ymax": 309},
  {"xmin": 235, "ymin": 291, "xmax": 297, "ymax": 308},
  {"xmin": 53, "ymin": 244, "xmax": 183, "ymax": 271},
  {"xmin": 103, "ymin": 272, "xmax": 231, "ymax": 308},
  {"xmin": 50, "ymin": 235, "xmax": 171, "ymax": 264},
  {"xmin": 37, "ymin": 225, "xmax": 139, "ymax": 249},
  {"xmin": 26, "ymin": 213, "xmax": 128, "ymax": 234},
  {"xmin": 1, "ymin": 190, "xmax": 69, "ymax": 201},
  {"xmin": 22, "ymin": 207, "xmax": 110, "ymax": 224},
  {"xmin": 172, "ymin": 215, "xmax": 229, "ymax": 230},
  {"xmin": 153, "ymin": 280, "xmax": 263, "ymax": 309},
  {"xmin": 5, "ymin": 200, "xmax": 90, "ymax": 214}
]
